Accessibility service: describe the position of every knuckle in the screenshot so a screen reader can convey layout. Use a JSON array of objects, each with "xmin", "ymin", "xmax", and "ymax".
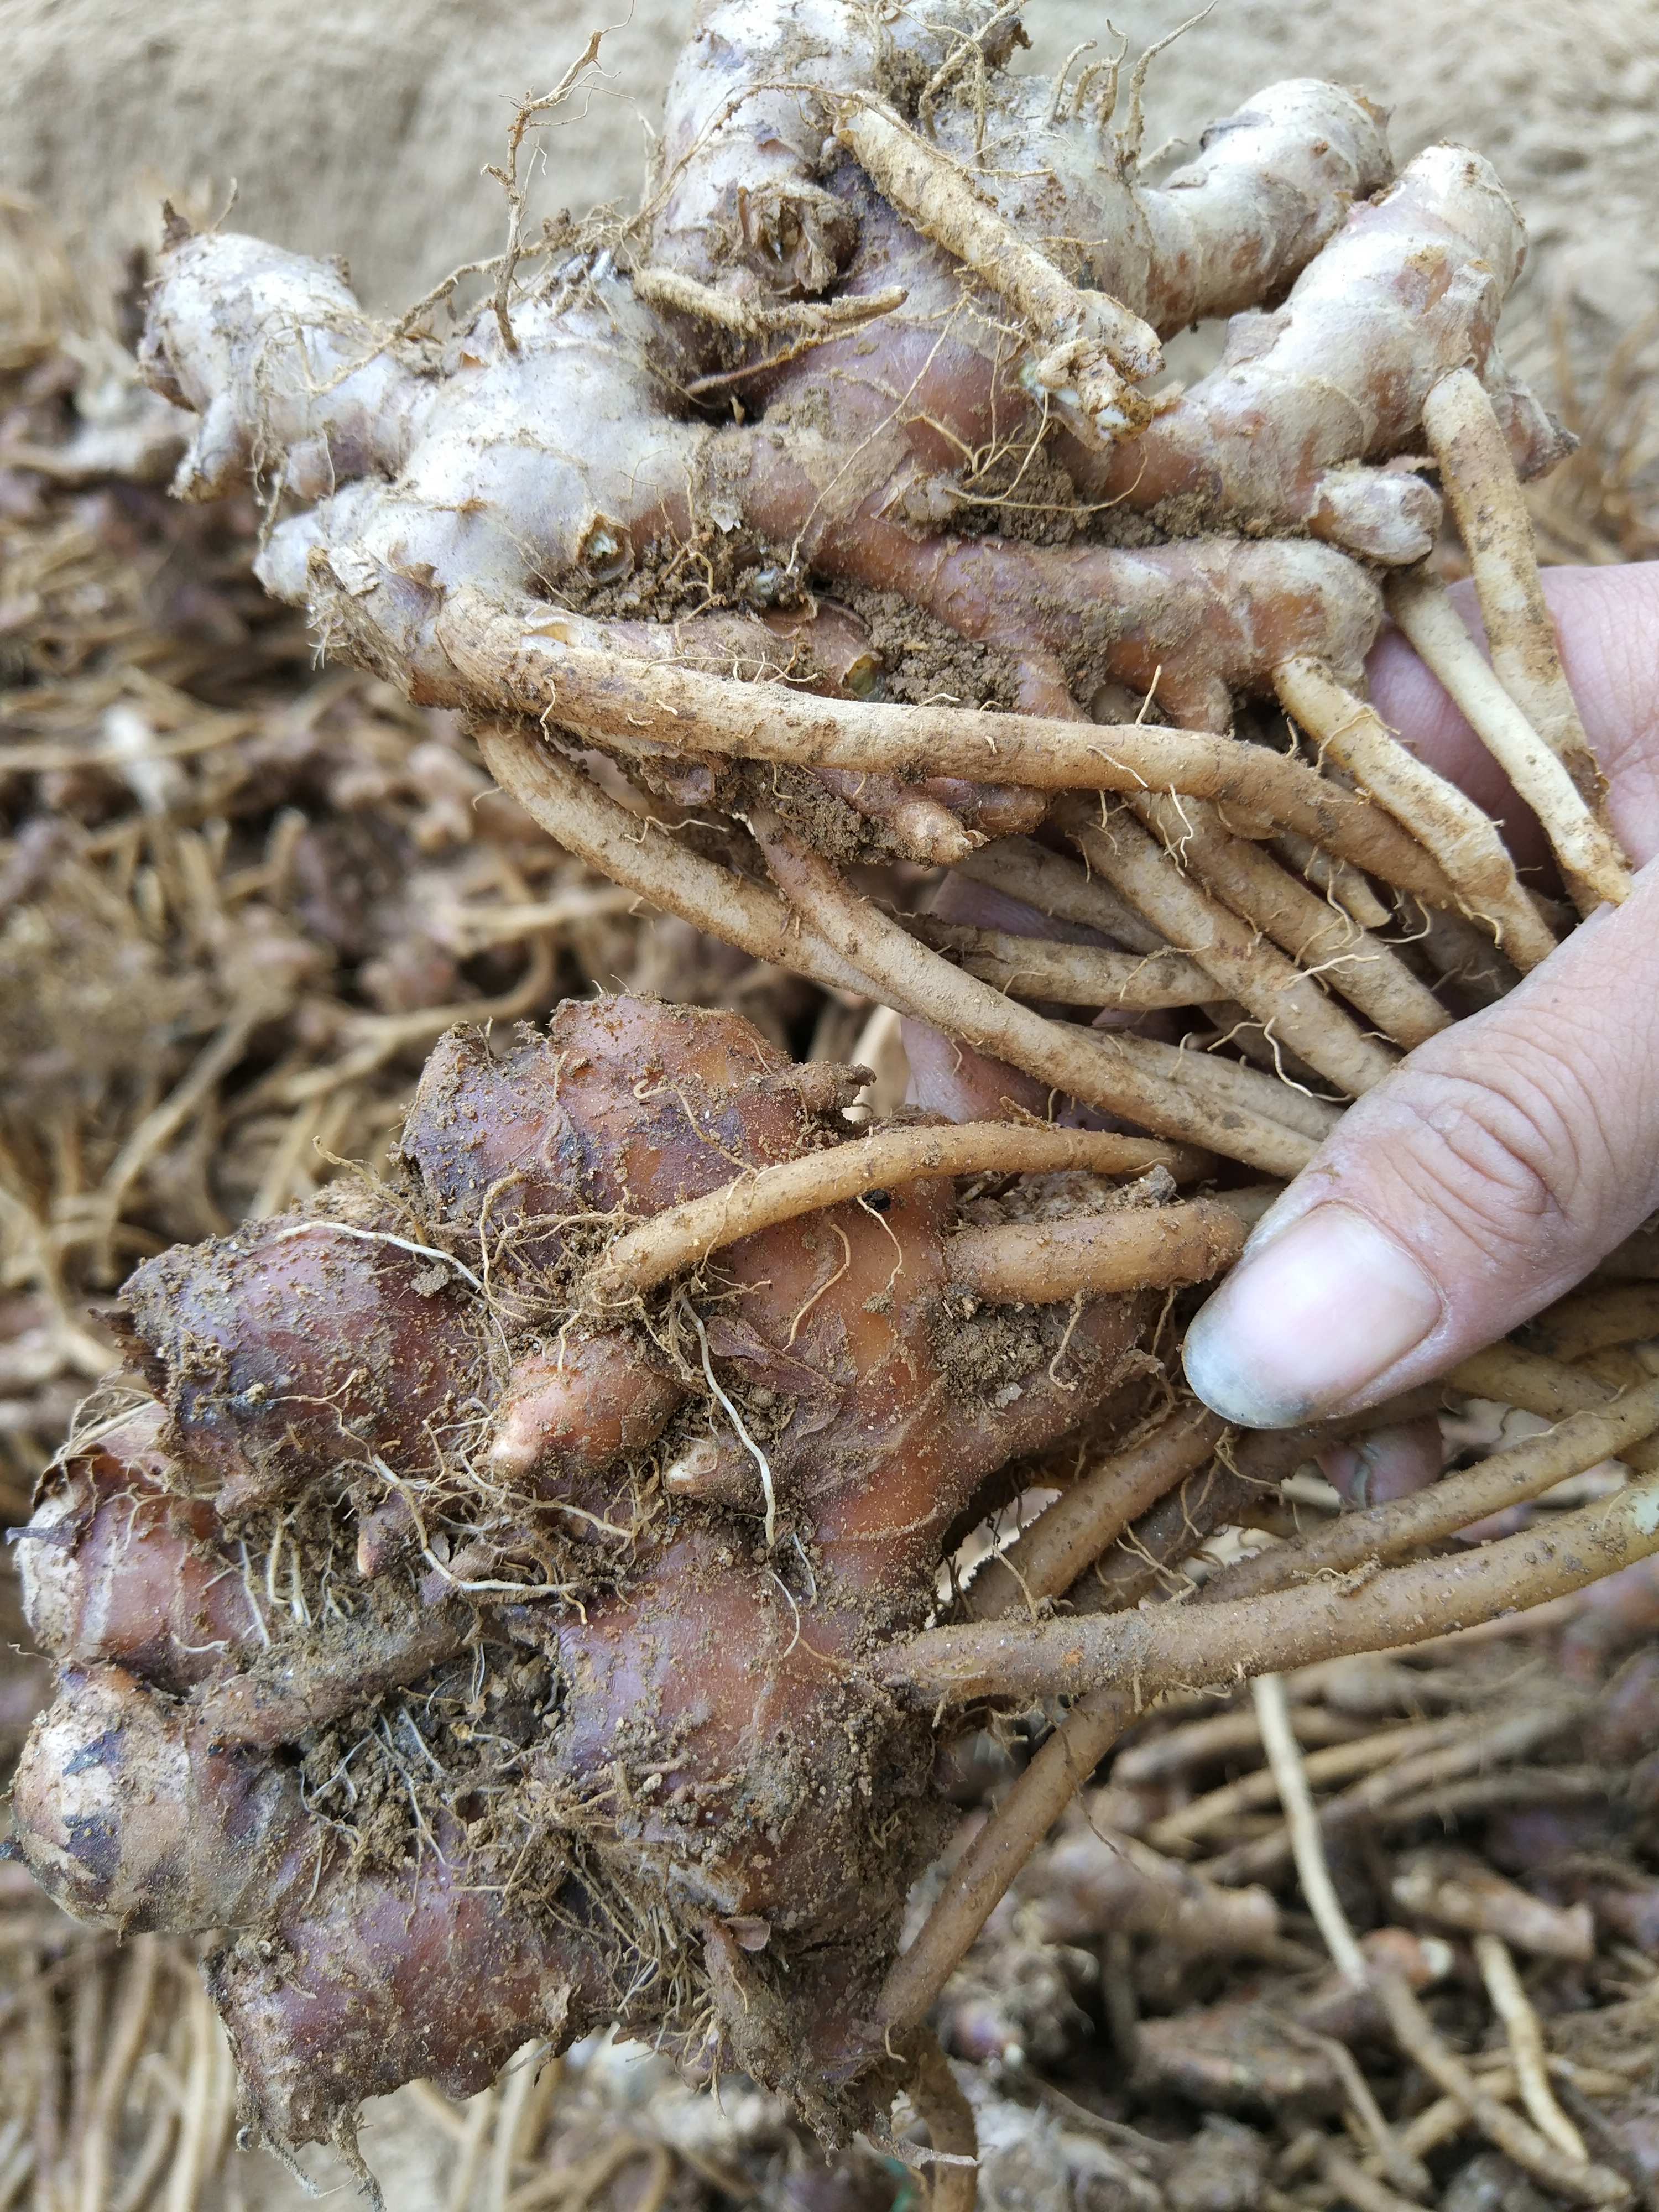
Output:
[{"xmin": 1381, "ymin": 1043, "xmax": 1613, "ymax": 1260}]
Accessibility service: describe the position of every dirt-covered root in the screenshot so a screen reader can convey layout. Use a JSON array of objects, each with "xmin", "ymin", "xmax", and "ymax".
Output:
[
  {"xmin": 14, "ymin": 1401, "xmax": 261, "ymax": 1688},
  {"xmin": 653, "ymin": 0, "xmax": 1391, "ymax": 400},
  {"xmin": 144, "ymin": 216, "xmax": 1395, "ymax": 765},
  {"xmin": 138, "ymin": 227, "xmax": 426, "ymax": 505},
  {"xmin": 646, "ymin": 0, "xmax": 1014, "ymax": 299},
  {"xmin": 10, "ymin": 1665, "xmax": 318, "ymax": 1931},
  {"xmin": 11, "ymin": 992, "xmax": 1200, "ymax": 2148},
  {"xmin": 208, "ymin": 1842, "xmax": 611, "ymax": 2152},
  {"xmin": 880, "ymin": 1469, "xmax": 1659, "ymax": 1711},
  {"xmin": 142, "ymin": 237, "xmax": 710, "ymax": 644},
  {"xmin": 794, "ymin": 523, "xmax": 1386, "ymax": 733},
  {"xmin": 134, "ymin": 5, "xmax": 1571, "ymax": 766},
  {"xmin": 1072, "ymin": 144, "xmax": 1569, "ymax": 562}
]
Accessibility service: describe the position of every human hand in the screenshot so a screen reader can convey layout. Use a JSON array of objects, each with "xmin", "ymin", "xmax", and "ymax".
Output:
[{"xmin": 1184, "ymin": 562, "xmax": 1659, "ymax": 1432}]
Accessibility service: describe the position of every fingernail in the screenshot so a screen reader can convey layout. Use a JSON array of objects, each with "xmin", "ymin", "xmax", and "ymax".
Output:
[{"xmin": 1183, "ymin": 1203, "xmax": 1442, "ymax": 1427}]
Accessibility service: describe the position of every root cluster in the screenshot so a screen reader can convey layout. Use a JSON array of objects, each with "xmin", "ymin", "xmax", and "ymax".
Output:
[{"xmin": 4, "ymin": 0, "xmax": 1657, "ymax": 2197}]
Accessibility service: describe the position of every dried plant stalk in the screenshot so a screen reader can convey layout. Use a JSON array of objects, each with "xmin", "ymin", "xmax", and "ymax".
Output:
[
  {"xmin": 1146, "ymin": 1714, "xmax": 1473, "ymax": 1855},
  {"xmin": 1255, "ymin": 1676, "xmax": 1627, "ymax": 2206},
  {"xmin": 1474, "ymin": 1934, "xmax": 1590, "ymax": 2164},
  {"xmin": 1375, "ymin": 1976, "xmax": 1626, "ymax": 2205},
  {"xmin": 1253, "ymin": 1672, "xmax": 1369, "ymax": 1979}
]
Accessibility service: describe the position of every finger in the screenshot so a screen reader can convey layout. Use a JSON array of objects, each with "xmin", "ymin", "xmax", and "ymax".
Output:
[
  {"xmin": 1366, "ymin": 564, "xmax": 1659, "ymax": 866},
  {"xmin": 901, "ymin": 1017, "xmax": 1055, "ymax": 1122},
  {"xmin": 1183, "ymin": 858, "xmax": 1659, "ymax": 1426},
  {"xmin": 1316, "ymin": 1416, "xmax": 1446, "ymax": 1507}
]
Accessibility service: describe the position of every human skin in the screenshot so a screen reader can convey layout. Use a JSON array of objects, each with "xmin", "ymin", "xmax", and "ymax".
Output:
[{"xmin": 1183, "ymin": 563, "xmax": 1659, "ymax": 1430}]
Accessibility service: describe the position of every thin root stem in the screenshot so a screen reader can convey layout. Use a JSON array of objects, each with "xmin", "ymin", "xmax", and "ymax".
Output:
[
  {"xmin": 1422, "ymin": 368, "xmax": 1610, "ymax": 807},
  {"xmin": 587, "ymin": 1121, "xmax": 1204, "ymax": 1303},
  {"xmin": 1388, "ymin": 567, "xmax": 1630, "ymax": 915},
  {"xmin": 1274, "ymin": 655, "xmax": 1557, "ymax": 968},
  {"xmin": 1474, "ymin": 1933, "xmax": 1589, "ymax": 2164}
]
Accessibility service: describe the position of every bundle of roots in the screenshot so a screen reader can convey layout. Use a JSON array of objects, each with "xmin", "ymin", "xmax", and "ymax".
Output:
[
  {"xmin": 9, "ymin": 0, "xmax": 1656, "ymax": 2193},
  {"xmin": 9, "ymin": 993, "xmax": 1231, "ymax": 2157}
]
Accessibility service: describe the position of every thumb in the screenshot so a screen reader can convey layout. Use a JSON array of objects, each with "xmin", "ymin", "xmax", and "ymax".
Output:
[{"xmin": 1184, "ymin": 859, "xmax": 1659, "ymax": 1427}]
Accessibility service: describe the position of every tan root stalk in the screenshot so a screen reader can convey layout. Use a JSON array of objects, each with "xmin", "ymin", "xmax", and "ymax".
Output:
[
  {"xmin": 1062, "ymin": 801, "xmax": 1401, "ymax": 1093},
  {"xmin": 945, "ymin": 1199, "xmax": 1246, "ymax": 1303},
  {"xmin": 473, "ymin": 722, "xmax": 874, "ymax": 1000},
  {"xmin": 1253, "ymin": 1678, "xmax": 1627, "ymax": 2208},
  {"xmin": 585, "ymin": 1121, "xmax": 1205, "ymax": 1305},
  {"xmin": 1527, "ymin": 1284, "xmax": 1659, "ymax": 1363},
  {"xmin": 1376, "ymin": 1975, "xmax": 1626, "ymax": 2205},
  {"xmin": 953, "ymin": 837, "xmax": 1172, "ymax": 954},
  {"xmin": 829, "ymin": 95, "xmax": 1162, "ymax": 442},
  {"xmin": 1203, "ymin": 1375, "xmax": 1659, "ymax": 1603},
  {"xmin": 1074, "ymin": 1453, "xmax": 1281, "ymax": 1613},
  {"xmin": 1387, "ymin": 567, "xmax": 1631, "ymax": 915},
  {"xmin": 904, "ymin": 2030, "xmax": 979, "ymax": 2212},
  {"xmin": 1274, "ymin": 830, "xmax": 1394, "ymax": 930},
  {"xmin": 870, "ymin": 1684, "xmax": 1135, "ymax": 2049},
  {"xmin": 1447, "ymin": 1344, "xmax": 1659, "ymax": 1469},
  {"xmin": 858, "ymin": 1416, "xmax": 1628, "ymax": 2053},
  {"xmin": 1474, "ymin": 1934, "xmax": 1590, "ymax": 2165},
  {"xmin": 1114, "ymin": 797, "xmax": 1453, "ymax": 1050},
  {"xmin": 484, "ymin": 725, "xmax": 1336, "ymax": 1172},
  {"xmin": 963, "ymin": 1404, "xmax": 1224, "ymax": 1620},
  {"xmin": 1275, "ymin": 655, "xmax": 1557, "ymax": 968},
  {"xmin": 754, "ymin": 817, "xmax": 1337, "ymax": 1174},
  {"xmin": 1421, "ymin": 368, "xmax": 1609, "ymax": 803},
  {"xmin": 444, "ymin": 597, "xmax": 1455, "ymax": 900},
  {"xmin": 916, "ymin": 922, "xmax": 1216, "ymax": 1010},
  {"xmin": 630, "ymin": 263, "xmax": 907, "ymax": 339},
  {"xmin": 875, "ymin": 1470, "xmax": 1659, "ymax": 1707}
]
